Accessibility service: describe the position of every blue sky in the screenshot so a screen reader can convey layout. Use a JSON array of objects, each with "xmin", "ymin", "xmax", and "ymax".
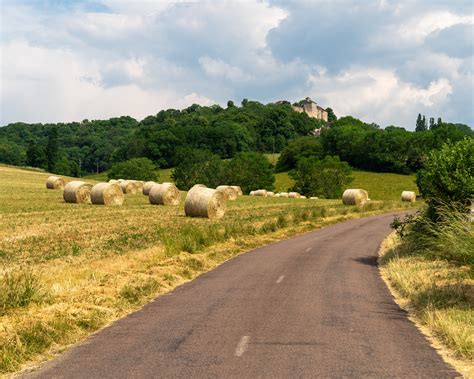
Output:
[{"xmin": 1, "ymin": 0, "xmax": 472, "ymax": 129}]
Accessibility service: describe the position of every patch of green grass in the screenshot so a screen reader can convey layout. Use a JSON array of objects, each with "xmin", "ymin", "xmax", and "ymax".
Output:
[
  {"xmin": 119, "ymin": 278, "xmax": 161, "ymax": 304},
  {"xmin": 275, "ymin": 170, "xmax": 417, "ymax": 200},
  {"xmin": 0, "ymin": 269, "xmax": 46, "ymax": 314}
]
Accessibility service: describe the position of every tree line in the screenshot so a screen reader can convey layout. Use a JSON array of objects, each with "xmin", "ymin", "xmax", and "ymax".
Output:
[
  {"xmin": 276, "ymin": 116, "xmax": 472, "ymax": 174},
  {"xmin": 0, "ymin": 100, "xmax": 322, "ymax": 176},
  {"xmin": 0, "ymin": 100, "xmax": 471, "ymax": 178}
]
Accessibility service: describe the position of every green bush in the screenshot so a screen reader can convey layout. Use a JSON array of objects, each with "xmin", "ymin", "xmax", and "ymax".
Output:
[
  {"xmin": 223, "ymin": 152, "xmax": 275, "ymax": 194},
  {"xmin": 416, "ymin": 138, "xmax": 474, "ymax": 216},
  {"xmin": 172, "ymin": 148, "xmax": 224, "ymax": 190},
  {"xmin": 289, "ymin": 155, "xmax": 353, "ymax": 198},
  {"xmin": 107, "ymin": 158, "xmax": 158, "ymax": 181},
  {"xmin": 275, "ymin": 136, "xmax": 323, "ymax": 172}
]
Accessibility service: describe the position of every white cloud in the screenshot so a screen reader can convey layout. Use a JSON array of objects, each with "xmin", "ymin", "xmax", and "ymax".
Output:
[
  {"xmin": 372, "ymin": 11, "xmax": 474, "ymax": 48},
  {"xmin": 0, "ymin": 40, "xmax": 214, "ymax": 123},
  {"xmin": 199, "ymin": 56, "xmax": 249, "ymax": 81},
  {"xmin": 0, "ymin": 0, "xmax": 471, "ymax": 127},
  {"xmin": 308, "ymin": 67, "xmax": 453, "ymax": 126}
]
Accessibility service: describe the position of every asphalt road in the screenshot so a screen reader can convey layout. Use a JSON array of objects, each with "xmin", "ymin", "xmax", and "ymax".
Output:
[{"xmin": 27, "ymin": 212, "xmax": 458, "ymax": 378}]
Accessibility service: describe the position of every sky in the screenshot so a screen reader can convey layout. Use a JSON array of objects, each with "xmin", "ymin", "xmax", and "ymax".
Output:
[{"xmin": 0, "ymin": 0, "xmax": 473, "ymax": 129}]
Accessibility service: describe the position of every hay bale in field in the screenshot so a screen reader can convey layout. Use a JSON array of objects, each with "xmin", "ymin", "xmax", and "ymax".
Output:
[
  {"xmin": 274, "ymin": 193, "xmax": 281, "ymax": 198},
  {"xmin": 142, "ymin": 181, "xmax": 156, "ymax": 195},
  {"xmin": 342, "ymin": 189, "xmax": 368, "ymax": 206},
  {"xmin": 191, "ymin": 184, "xmax": 207, "ymax": 191},
  {"xmin": 301, "ymin": 195, "xmax": 307, "ymax": 199},
  {"xmin": 119, "ymin": 181, "xmax": 137, "ymax": 195},
  {"xmin": 108, "ymin": 179, "xmax": 119, "ymax": 184},
  {"xmin": 63, "ymin": 181, "xmax": 93, "ymax": 204},
  {"xmin": 231, "ymin": 186, "xmax": 243, "ymax": 196},
  {"xmin": 266, "ymin": 191, "xmax": 275, "ymax": 197},
  {"xmin": 184, "ymin": 186, "xmax": 226, "ymax": 219},
  {"xmin": 91, "ymin": 183, "xmax": 124, "ymax": 206},
  {"xmin": 130, "ymin": 180, "xmax": 143, "ymax": 192},
  {"xmin": 46, "ymin": 175, "xmax": 65, "ymax": 190},
  {"xmin": 216, "ymin": 185, "xmax": 238, "ymax": 200},
  {"xmin": 310, "ymin": 196, "xmax": 319, "ymax": 200},
  {"xmin": 288, "ymin": 192, "xmax": 301, "ymax": 198},
  {"xmin": 401, "ymin": 191, "xmax": 416, "ymax": 202},
  {"xmin": 280, "ymin": 192, "xmax": 289, "ymax": 198},
  {"xmin": 253, "ymin": 189, "xmax": 267, "ymax": 197},
  {"xmin": 249, "ymin": 191, "xmax": 256, "ymax": 196},
  {"xmin": 149, "ymin": 183, "xmax": 180, "ymax": 206}
]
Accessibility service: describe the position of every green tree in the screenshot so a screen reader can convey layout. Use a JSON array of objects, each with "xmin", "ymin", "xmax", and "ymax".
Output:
[
  {"xmin": 222, "ymin": 152, "xmax": 275, "ymax": 194},
  {"xmin": 108, "ymin": 158, "xmax": 158, "ymax": 181},
  {"xmin": 326, "ymin": 107, "xmax": 337, "ymax": 123},
  {"xmin": 0, "ymin": 139, "xmax": 24, "ymax": 166},
  {"xmin": 416, "ymin": 138, "xmax": 474, "ymax": 217},
  {"xmin": 289, "ymin": 156, "xmax": 353, "ymax": 198},
  {"xmin": 429, "ymin": 117, "xmax": 435, "ymax": 130},
  {"xmin": 46, "ymin": 127, "xmax": 59, "ymax": 172},
  {"xmin": 415, "ymin": 113, "xmax": 426, "ymax": 132},
  {"xmin": 227, "ymin": 100, "xmax": 235, "ymax": 108},
  {"xmin": 275, "ymin": 136, "xmax": 323, "ymax": 172},
  {"xmin": 171, "ymin": 148, "xmax": 224, "ymax": 190}
]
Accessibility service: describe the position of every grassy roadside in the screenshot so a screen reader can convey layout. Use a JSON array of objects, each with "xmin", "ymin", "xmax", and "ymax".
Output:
[
  {"xmin": 0, "ymin": 165, "xmax": 419, "ymax": 374},
  {"xmin": 379, "ymin": 232, "xmax": 473, "ymax": 377}
]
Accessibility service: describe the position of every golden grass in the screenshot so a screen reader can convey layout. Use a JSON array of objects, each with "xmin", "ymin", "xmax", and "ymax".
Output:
[
  {"xmin": 0, "ymin": 165, "xmax": 418, "ymax": 374},
  {"xmin": 379, "ymin": 233, "xmax": 474, "ymax": 378}
]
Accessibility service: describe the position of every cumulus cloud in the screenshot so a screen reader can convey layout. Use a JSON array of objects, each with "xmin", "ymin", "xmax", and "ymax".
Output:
[
  {"xmin": 307, "ymin": 67, "xmax": 453, "ymax": 126},
  {"xmin": 0, "ymin": 0, "xmax": 472, "ymax": 128}
]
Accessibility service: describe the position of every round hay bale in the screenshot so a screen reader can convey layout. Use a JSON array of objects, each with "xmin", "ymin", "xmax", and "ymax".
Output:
[
  {"xmin": 249, "ymin": 191, "xmax": 256, "ymax": 196},
  {"xmin": 130, "ymin": 180, "xmax": 143, "ymax": 192},
  {"xmin": 253, "ymin": 189, "xmax": 267, "ymax": 197},
  {"xmin": 216, "ymin": 185, "xmax": 238, "ymax": 201},
  {"xmin": 149, "ymin": 183, "xmax": 180, "ymax": 206},
  {"xmin": 91, "ymin": 183, "xmax": 124, "ymax": 206},
  {"xmin": 301, "ymin": 195, "xmax": 307, "ymax": 199},
  {"xmin": 266, "ymin": 191, "xmax": 275, "ymax": 197},
  {"xmin": 230, "ymin": 186, "xmax": 243, "ymax": 196},
  {"xmin": 120, "ymin": 181, "xmax": 137, "ymax": 195},
  {"xmin": 342, "ymin": 189, "xmax": 368, "ymax": 206},
  {"xmin": 46, "ymin": 175, "xmax": 65, "ymax": 190},
  {"xmin": 401, "ymin": 191, "xmax": 416, "ymax": 202},
  {"xmin": 108, "ymin": 179, "xmax": 119, "ymax": 184},
  {"xmin": 191, "ymin": 184, "xmax": 207, "ymax": 191},
  {"xmin": 280, "ymin": 192, "xmax": 289, "ymax": 198},
  {"xmin": 184, "ymin": 186, "xmax": 226, "ymax": 219},
  {"xmin": 310, "ymin": 196, "xmax": 319, "ymax": 200},
  {"xmin": 288, "ymin": 192, "xmax": 301, "ymax": 198},
  {"xmin": 274, "ymin": 193, "xmax": 281, "ymax": 198},
  {"xmin": 63, "ymin": 181, "xmax": 93, "ymax": 204},
  {"xmin": 143, "ymin": 181, "xmax": 156, "ymax": 196}
]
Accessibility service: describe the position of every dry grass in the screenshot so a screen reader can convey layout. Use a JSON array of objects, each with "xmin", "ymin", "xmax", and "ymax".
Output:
[
  {"xmin": 379, "ymin": 233, "xmax": 474, "ymax": 378},
  {"xmin": 0, "ymin": 165, "xmax": 418, "ymax": 374}
]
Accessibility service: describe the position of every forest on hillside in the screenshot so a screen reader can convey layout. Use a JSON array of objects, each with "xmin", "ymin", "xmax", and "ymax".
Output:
[{"xmin": 0, "ymin": 99, "xmax": 471, "ymax": 176}]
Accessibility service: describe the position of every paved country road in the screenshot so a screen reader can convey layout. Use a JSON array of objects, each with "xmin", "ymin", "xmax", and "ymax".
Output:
[{"xmin": 26, "ymin": 213, "xmax": 458, "ymax": 378}]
